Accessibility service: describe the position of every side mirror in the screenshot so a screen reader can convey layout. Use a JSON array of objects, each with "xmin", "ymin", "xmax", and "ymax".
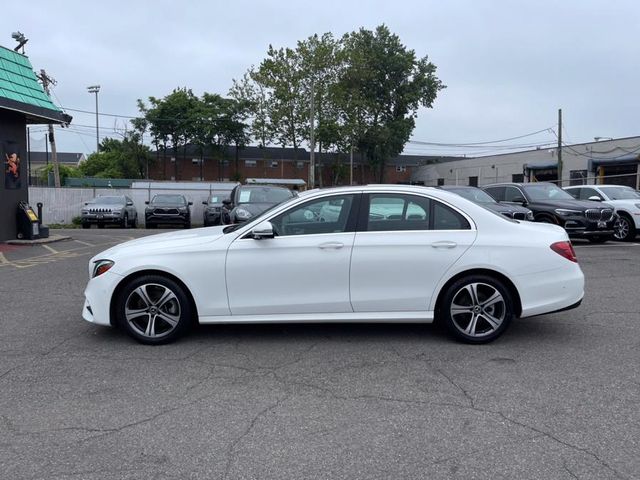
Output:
[
  {"xmin": 511, "ymin": 196, "xmax": 526, "ymax": 205},
  {"xmin": 588, "ymin": 195, "xmax": 602, "ymax": 202},
  {"xmin": 84, "ymin": 202, "xmax": 88, "ymax": 206},
  {"xmin": 145, "ymin": 201, "xmax": 149, "ymax": 205},
  {"xmin": 251, "ymin": 221, "xmax": 274, "ymax": 240},
  {"xmin": 126, "ymin": 201, "xmax": 133, "ymax": 206},
  {"xmin": 188, "ymin": 201, "xmax": 193, "ymax": 206},
  {"xmin": 202, "ymin": 201, "xmax": 208, "ymax": 205}
]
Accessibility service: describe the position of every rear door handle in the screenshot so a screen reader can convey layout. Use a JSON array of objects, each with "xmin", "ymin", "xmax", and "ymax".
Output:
[
  {"xmin": 318, "ymin": 242, "xmax": 344, "ymax": 249},
  {"xmin": 431, "ymin": 241, "xmax": 457, "ymax": 249}
]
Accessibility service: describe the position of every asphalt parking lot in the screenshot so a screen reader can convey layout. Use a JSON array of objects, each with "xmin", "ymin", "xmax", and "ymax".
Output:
[{"xmin": 1, "ymin": 229, "xmax": 639, "ymax": 480}]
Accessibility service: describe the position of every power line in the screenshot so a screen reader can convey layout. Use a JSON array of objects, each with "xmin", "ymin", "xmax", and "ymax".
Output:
[{"xmin": 408, "ymin": 126, "xmax": 555, "ymax": 147}]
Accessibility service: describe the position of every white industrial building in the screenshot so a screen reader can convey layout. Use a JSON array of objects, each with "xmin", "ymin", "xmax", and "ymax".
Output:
[{"xmin": 411, "ymin": 136, "xmax": 640, "ymax": 189}]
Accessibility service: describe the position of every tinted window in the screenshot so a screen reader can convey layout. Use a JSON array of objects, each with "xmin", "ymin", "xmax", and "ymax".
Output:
[
  {"xmin": 565, "ymin": 188, "xmax": 580, "ymax": 199},
  {"xmin": 523, "ymin": 184, "xmax": 574, "ymax": 201},
  {"xmin": 152, "ymin": 195, "xmax": 186, "ymax": 205},
  {"xmin": 237, "ymin": 187, "xmax": 292, "ymax": 204},
  {"xmin": 365, "ymin": 194, "xmax": 470, "ymax": 232},
  {"xmin": 579, "ymin": 187, "xmax": 600, "ymax": 200},
  {"xmin": 271, "ymin": 195, "xmax": 354, "ymax": 236},
  {"xmin": 484, "ymin": 186, "xmax": 505, "ymax": 201},
  {"xmin": 504, "ymin": 186, "xmax": 525, "ymax": 202}
]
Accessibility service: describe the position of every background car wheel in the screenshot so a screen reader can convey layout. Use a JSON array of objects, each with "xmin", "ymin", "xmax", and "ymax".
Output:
[
  {"xmin": 184, "ymin": 221, "xmax": 191, "ymax": 229},
  {"xmin": 121, "ymin": 213, "xmax": 129, "ymax": 228},
  {"xmin": 97, "ymin": 224, "xmax": 105, "ymax": 229},
  {"xmin": 440, "ymin": 275, "xmax": 514, "ymax": 344},
  {"xmin": 131, "ymin": 216, "xmax": 138, "ymax": 228},
  {"xmin": 115, "ymin": 275, "xmax": 193, "ymax": 345},
  {"xmin": 82, "ymin": 222, "xmax": 90, "ymax": 229},
  {"xmin": 614, "ymin": 215, "xmax": 635, "ymax": 242},
  {"xmin": 147, "ymin": 222, "xmax": 156, "ymax": 229},
  {"xmin": 536, "ymin": 215, "xmax": 557, "ymax": 224}
]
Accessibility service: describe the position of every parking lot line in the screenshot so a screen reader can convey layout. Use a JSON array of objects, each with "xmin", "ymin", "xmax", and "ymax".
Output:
[
  {"xmin": 73, "ymin": 239, "xmax": 94, "ymax": 247},
  {"xmin": 42, "ymin": 244, "xmax": 59, "ymax": 254}
]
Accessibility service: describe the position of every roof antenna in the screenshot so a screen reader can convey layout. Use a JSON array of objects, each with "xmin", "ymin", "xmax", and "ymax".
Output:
[{"xmin": 11, "ymin": 31, "xmax": 28, "ymax": 53}]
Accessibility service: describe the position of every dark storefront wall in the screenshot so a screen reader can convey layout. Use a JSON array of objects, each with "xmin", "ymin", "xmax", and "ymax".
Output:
[{"xmin": 0, "ymin": 109, "xmax": 28, "ymax": 241}]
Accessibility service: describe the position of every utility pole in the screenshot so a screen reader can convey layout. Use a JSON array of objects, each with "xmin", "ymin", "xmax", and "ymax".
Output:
[
  {"xmin": 87, "ymin": 85, "xmax": 100, "ymax": 152},
  {"xmin": 557, "ymin": 108, "xmax": 563, "ymax": 186},
  {"xmin": 37, "ymin": 69, "xmax": 61, "ymax": 188},
  {"xmin": 309, "ymin": 79, "xmax": 315, "ymax": 188}
]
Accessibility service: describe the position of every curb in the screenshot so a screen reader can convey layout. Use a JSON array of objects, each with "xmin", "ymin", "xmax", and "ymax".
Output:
[{"xmin": 5, "ymin": 235, "xmax": 72, "ymax": 246}]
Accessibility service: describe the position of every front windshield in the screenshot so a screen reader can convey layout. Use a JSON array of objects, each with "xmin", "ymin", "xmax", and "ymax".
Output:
[
  {"xmin": 90, "ymin": 196, "xmax": 122, "ymax": 205},
  {"xmin": 151, "ymin": 195, "xmax": 186, "ymax": 205},
  {"xmin": 523, "ymin": 184, "xmax": 574, "ymax": 201},
  {"xmin": 237, "ymin": 187, "xmax": 292, "ymax": 204},
  {"xmin": 208, "ymin": 195, "xmax": 225, "ymax": 204},
  {"xmin": 599, "ymin": 186, "xmax": 640, "ymax": 200},
  {"xmin": 449, "ymin": 188, "xmax": 497, "ymax": 204}
]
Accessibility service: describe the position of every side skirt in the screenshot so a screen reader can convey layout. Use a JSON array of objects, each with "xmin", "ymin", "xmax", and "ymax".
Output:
[{"xmin": 198, "ymin": 311, "xmax": 434, "ymax": 325}]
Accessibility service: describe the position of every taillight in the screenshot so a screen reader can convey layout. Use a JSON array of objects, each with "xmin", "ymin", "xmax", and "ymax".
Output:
[{"xmin": 550, "ymin": 241, "xmax": 578, "ymax": 263}]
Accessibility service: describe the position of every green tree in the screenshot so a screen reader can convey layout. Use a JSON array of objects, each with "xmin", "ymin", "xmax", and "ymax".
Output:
[
  {"xmin": 78, "ymin": 135, "xmax": 152, "ymax": 179},
  {"xmin": 338, "ymin": 25, "xmax": 445, "ymax": 182},
  {"xmin": 39, "ymin": 164, "xmax": 80, "ymax": 184}
]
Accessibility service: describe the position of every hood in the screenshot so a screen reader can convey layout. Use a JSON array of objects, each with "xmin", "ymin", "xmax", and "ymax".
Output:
[
  {"xmin": 85, "ymin": 203, "xmax": 123, "ymax": 210},
  {"xmin": 93, "ymin": 226, "xmax": 226, "ymax": 261},
  {"xmin": 531, "ymin": 199, "xmax": 614, "ymax": 210}
]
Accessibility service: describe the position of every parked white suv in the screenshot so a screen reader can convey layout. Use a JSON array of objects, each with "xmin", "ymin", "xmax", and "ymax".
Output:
[{"xmin": 564, "ymin": 185, "xmax": 640, "ymax": 241}]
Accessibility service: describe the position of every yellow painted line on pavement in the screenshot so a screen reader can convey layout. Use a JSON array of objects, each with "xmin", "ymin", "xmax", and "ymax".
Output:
[
  {"xmin": 42, "ymin": 244, "xmax": 59, "ymax": 254},
  {"xmin": 73, "ymin": 239, "xmax": 93, "ymax": 247},
  {"xmin": 0, "ymin": 253, "xmax": 8, "ymax": 265}
]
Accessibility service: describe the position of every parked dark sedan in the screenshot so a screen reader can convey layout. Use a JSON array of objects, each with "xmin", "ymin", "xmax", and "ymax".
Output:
[
  {"xmin": 439, "ymin": 186, "xmax": 534, "ymax": 221},
  {"xmin": 145, "ymin": 194, "xmax": 192, "ymax": 229},
  {"xmin": 202, "ymin": 192, "xmax": 232, "ymax": 227},
  {"xmin": 224, "ymin": 185, "xmax": 295, "ymax": 224},
  {"xmin": 483, "ymin": 182, "xmax": 617, "ymax": 243}
]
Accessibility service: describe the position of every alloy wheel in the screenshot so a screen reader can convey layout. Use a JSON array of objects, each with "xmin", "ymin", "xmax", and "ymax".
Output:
[
  {"xmin": 124, "ymin": 283, "xmax": 181, "ymax": 339},
  {"xmin": 614, "ymin": 217, "xmax": 630, "ymax": 241},
  {"xmin": 450, "ymin": 282, "xmax": 506, "ymax": 338}
]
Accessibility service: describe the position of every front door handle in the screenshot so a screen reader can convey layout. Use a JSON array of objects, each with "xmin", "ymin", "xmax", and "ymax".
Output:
[
  {"xmin": 318, "ymin": 242, "xmax": 344, "ymax": 249},
  {"xmin": 431, "ymin": 241, "xmax": 457, "ymax": 249}
]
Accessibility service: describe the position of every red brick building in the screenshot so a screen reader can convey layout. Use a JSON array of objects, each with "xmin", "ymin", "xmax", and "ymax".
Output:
[{"xmin": 148, "ymin": 145, "xmax": 454, "ymax": 187}]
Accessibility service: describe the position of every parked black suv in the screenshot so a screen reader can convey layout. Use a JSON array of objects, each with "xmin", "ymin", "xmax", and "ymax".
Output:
[
  {"xmin": 202, "ymin": 192, "xmax": 232, "ymax": 227},
  {"xmin": 439, "ymin": 186, "xmax": 534, "ymax": 221},
  {"xmin": 145, "ymin": 194, "xmax": 192, "ymax": 229},
  {"xmin": 482, "ymin": 182, "xmax": 617, "ymax": 243}
]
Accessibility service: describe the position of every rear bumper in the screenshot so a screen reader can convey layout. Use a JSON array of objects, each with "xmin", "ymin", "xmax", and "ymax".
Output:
[{"xmin": 517, "ymin": 264, "xmax": 585, "ymax": 318}]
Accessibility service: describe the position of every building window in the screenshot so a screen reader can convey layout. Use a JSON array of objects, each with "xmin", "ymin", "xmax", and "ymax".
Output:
[
  {"xmin": 270, "ymin": 160, "xmax": 279, "ymax": 168},
  {"xmin": 512, "ymin": 174, "xmax": 524, "ymax": 183},
  {"xmin": 244, "ymin": 160, "xmax": 257, "ymax": 167},
  {"xmin": 396, "ymin": 165, "xmax": 406, "ymax": 173},
  {"xmin": 191, "ymin": 158, "xmax": 201, "ymax": 165},
  {"xmin": 468, "ymin": 176, "xmax": 478, "ymax": 187},
  {"xmin": 170, "ymin": 157, "xmax": 176, "ymax": 163},
  {"xmin": 569, "ymin": 170, "xmax": 588, "ymax": 186},
  {"xmin": 437, "ymin": 178, "xmax": 445, "ymax": 186},
  {"xmin": 192, "ymin": 176, "xmax": 203, "ymax": 181},
  {"xmin": 296, "ymin": 161, "xmax": 305, "ymax": 169}
]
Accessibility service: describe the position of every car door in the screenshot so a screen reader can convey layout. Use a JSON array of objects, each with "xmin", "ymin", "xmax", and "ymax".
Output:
[
  {"xmin": 225, "ymin": 193, "xmax": 360, "ymax": 315},
  {"xmin": 350, "ymin": 192, "xmax": 477, "ymax": 312}
]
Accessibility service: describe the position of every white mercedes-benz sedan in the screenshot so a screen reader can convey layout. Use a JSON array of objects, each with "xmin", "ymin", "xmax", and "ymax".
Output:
[{"xmin": 83, "ymin": 185, "xmax": 584, "ymax": 345}]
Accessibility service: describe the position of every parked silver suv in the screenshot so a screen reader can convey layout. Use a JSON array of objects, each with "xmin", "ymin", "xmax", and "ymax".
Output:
[{"xmin": 81, "ymin": 195, "xmax": 138, "ymax": 229}]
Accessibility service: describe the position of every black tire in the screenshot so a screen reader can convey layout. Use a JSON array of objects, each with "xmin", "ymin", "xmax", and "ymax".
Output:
[
  {"xmin": 588, "ymin": 235, "xmax": 609, "ymax": 244},
  {"xmin": 613, "ymin": 214, "xmax": 636, "ymax": 242},
  {"xmin": 536, "ymin": 215, "xmax": 557, "ymax": 224},
  {"xmin": 439, "ymin": 275, "xmax": 514, "ymax": 344},
  {"xmin": 146, "ymin": 222, "xmax": 156, "ymax": 229},
  {"xmin": 82, "ymin": 222, "xmax": 90, "ymax": 229},
  {"xmin": 131, "ymin": 216, "xmax": 138, "ymax": 228},
  {"xmin": 184, "ymin": 220, "xmax": 191, "ymax": 229},
  {"xmin": 115, "ymin": 274, "xmax": 193, "ymax": 345},
  {"xmin": 121, "ymin": 213, "xmax": 129, "ymax": 229}
]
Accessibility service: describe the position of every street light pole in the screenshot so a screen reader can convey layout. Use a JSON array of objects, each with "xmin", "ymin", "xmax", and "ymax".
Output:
[{"xmin": 87, "ymin": 85, "xmax": 100, "ymax": 152}]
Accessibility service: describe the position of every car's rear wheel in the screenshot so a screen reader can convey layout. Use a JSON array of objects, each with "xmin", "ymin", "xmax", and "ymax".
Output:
[
  {"xmin": 82, "ymin": 222, "xmax": 90, "ymax": 229},
  {"xmin": 121, "ymin": 213, "xmax": 129, "ymax": 228},
  {"xmin": 614, "ymin": 214, "xmax": 635, "ymax": 242},
  {"xmin": 440, "ymin": 275, "xmax": 514, "ymax": 344},
  {"xmin": 115, "ymin": 275, "xmax": 192, "ymax": 345}
]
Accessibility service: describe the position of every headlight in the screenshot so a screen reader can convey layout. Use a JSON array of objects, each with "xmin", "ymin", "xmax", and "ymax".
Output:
[
  {"xmin": 526, "ymin": 211, "xmax": 534, "ymax": 221},
  {"xmin": 81, "ymin": 209, "xmax": 88, "ymax": 214},
  {"xmin": 92, "ymin": 259, "xmax": 114, "ymax": 278},
  {"xmin": 179, "ymin": 206, "xmax": 188, "ymax": 212},
  {"xmin": 235, "ymin": 208, "xmax": 252, "ymax": 219},
  {"xmin": 555, "ymin": 209, "xmax": 582, "ymax": 216},
  {"xmin": 111, "ymin": 209, "xmax": 121, "ymax": 214}
]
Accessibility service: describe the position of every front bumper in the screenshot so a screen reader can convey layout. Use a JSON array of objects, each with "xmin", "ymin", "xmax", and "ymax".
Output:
[
  {"xmin": 561, "ymin": 217, "xmax": 617, "ymax": 238},
  {"xmin": 82, "ymin": 269, "xmax": 123, "ymax": 326},
  {"xmin": 145, "ymin": 213, "xmax": 189, "ymax": 225},
  {"xmin": 82, "ymin": 213, "xmax": 124, "ymax": 224}
]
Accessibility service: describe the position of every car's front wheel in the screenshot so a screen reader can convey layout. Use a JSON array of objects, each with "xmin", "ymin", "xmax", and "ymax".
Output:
[
  {"xmin": 115, "ymin": 275, "xmax": 193, "ymax": 345},
  {"xmin": 440, "ymin": 275, "xmax": 514, "ymax": 344},
  {"xmin": 614, "ymin": 214, "xmax": 636, "ymax": 242}
]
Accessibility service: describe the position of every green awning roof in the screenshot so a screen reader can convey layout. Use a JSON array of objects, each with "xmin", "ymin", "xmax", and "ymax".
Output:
[{"xmin": 0, "ymin": 45, "xmax": 71, "ymax": 124}]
